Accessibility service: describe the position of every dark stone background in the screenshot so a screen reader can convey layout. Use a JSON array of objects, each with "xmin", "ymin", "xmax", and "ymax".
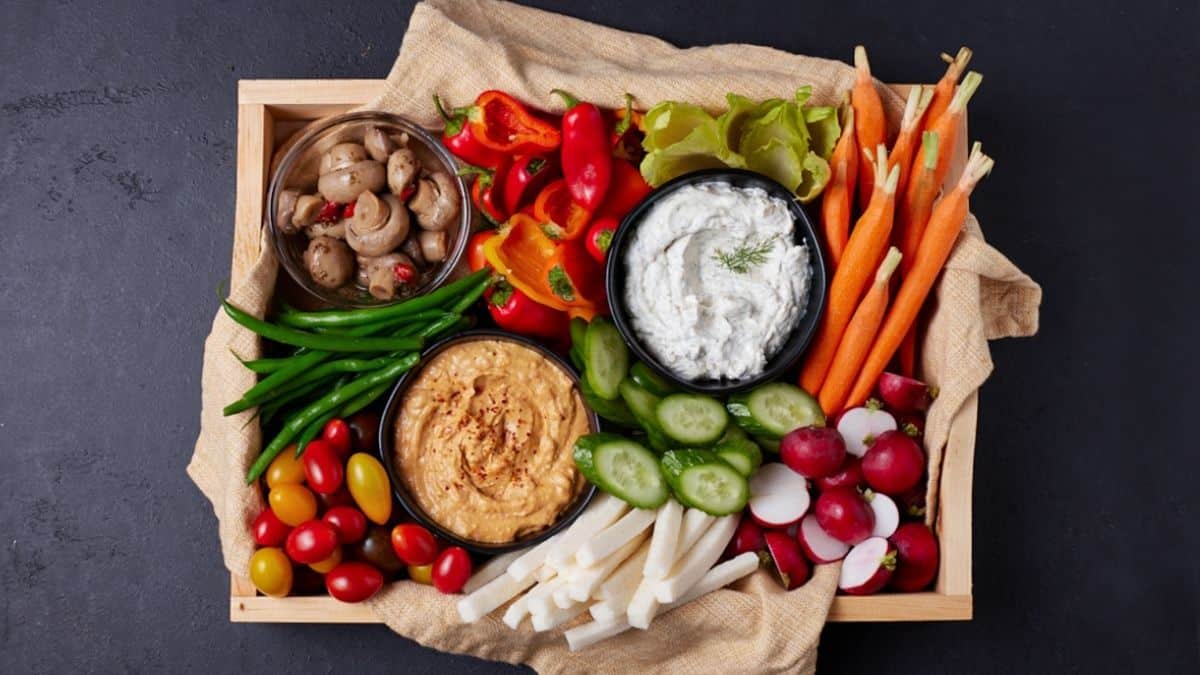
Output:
[{"xmin": 2, "ymin": 0, "xmax": 1197, "ymax": 672}]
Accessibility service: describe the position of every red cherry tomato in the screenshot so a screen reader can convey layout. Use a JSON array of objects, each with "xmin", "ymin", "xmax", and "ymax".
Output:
[
  {"xmin": 323, "ymin": 506, "xmax": 368, "ymax": 544},
  {"xmin": 346, "ymin": 411, "xmax": 380, "ymax": 452},
  {"xmin": 390, "ymin": 523, "xmax": 439, "ymax": 566},
  {"xmin": 284, "ymin": 520, "xmax": 340, "ymax": 564},
  {"xmin": 467, "ymin": 230, "xmax": 496, "ymax": 272},
  {"xmin": 251, "ymin": 507, "xmax": 292, "ymax": 547},
  {"xmin": 301, "ymin": 440, "xmax": 344, "ymax": 495},
  {"xmin": 317, "ymin": 486, "xmax": 355, "ymax": 511},
  {"xmin": 321, "ymin": 418, "xmax": 353, "ymax": 459},
  {"xmin": 432, "ymin": 546, "xmax": 472, "ymax": 594},
  {"xmin": 325, "ymin": 562, "xmax": 384, "ymax": 603}
]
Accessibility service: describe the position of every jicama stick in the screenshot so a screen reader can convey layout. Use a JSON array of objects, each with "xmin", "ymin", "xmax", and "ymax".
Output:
[
  {"xmin": 923, "ymin": 47, "xmax": 973, "ymax": 134},
  {"xmin": 463, "ymin": 549, "xmax": 524, "ymax": 595},
  {"xmin": 508, "ymin": 531, "xmax": 564, "ymax": 581},
  {"xmin": 565, "ymin": 616, "xmax": 630, "ymax": 652},
  {"xmin": 851, "ymin": 45, "xmax": 886, "ymax": 211},
  {"xmin": 544, "ymin": 494, "xmax": 628, "ymax": 569},
  {"xmin": 655, "ymin": 515, "xmax": 739, "ymax": 602},
  {"xmin": 457, "ymin": 570, "xmax": 539, "ymax": 623},
  {"xmin": 642, "ymin": 500, "xmax": 683, "ymax": 579},
  {"xmin": 531, "ymin": 600, "xmax": 589, "ymax": 632},
  {"xmin": 818, "ymin": 247, "xmax": 903, "ymax": 415},
  {"xmin": 596, "ymin": 539, "xmax": 652, "ymax": 602},
  {"xmin": 588, "ymin": 599, "xmax": 624, "ymax": 623},
  {"xmin": 535, "ymin": 565, "xmax": 556, "ymax": 582},
  {"xmin": 677, "ymin": 508, "xmax": 715, "ymax": 552},
  {"xmin": 526, "ymin": 576, "xmax": 569, "ymax": 617},
  {"xmin": 575, "ymin": 507, "xmax": 656, "ymax": 567},
  {"xmin": 800, "ymin": 147, "xmax": 901, "ymax": 394},
  {"xmin": 895, "ymin": 131, "xmax": 941, "ymax": 376},
  {"xmin": 847, "ymin": 143, "xmax": 994, "ymax": 407},
  {"xmin": 568, "ymin": 532, "xmax": 647, "ymax": 602},
  {"xmin": 887, "ymin": 86, "xmax": 933, "ymax": 199},
  {"xmin": 821, "ymin": 104, "xmax": 857, "ymax": 266},
  {"xmin": 629, "ymin": 507, "xmax": 713, "ymax": 627},
  {"xmin": 625, "ymin": 577, "xmax": 661, "ymax": 629}
]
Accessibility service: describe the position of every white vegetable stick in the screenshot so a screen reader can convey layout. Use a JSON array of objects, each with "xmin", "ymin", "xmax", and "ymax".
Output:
[
  {"xmin": 507, "ymin": 532, "xmax": 564, "ymax": 581},
  {"xmin": 625, "ymin": 577, "xmax": 661, "ymax": 630},
  {"xmin": 545, "ymin": 495, "xmax": 628, "ymax": 569},
  {"xmin": 503, "ymin": 575, "xmax": 560, "ymax": 629},
  {"xmin": 655, "ymin": 515, "xmax": 738, "ymax": 602},
  {"xmin": 527, "ymin": 577, "xmax": 568, "ymax": 616},
  {"xmin": 553, "ymin": 584, "xmax": 576, "ymax": 609},
  {"xmin": 575, "ymin": 507, "xmax": 656, "ymax": 567},
  {"xmin": 642, "ymin": 500, "xmax": 683, "ymax": 579},
  {"xmin": 588, "ymin": 599, "xmax": 622, "ymax": 622},
  {"xmin": 531, "ymin": 600, "xmax": 589, "ymax": 632},
  {"xmin": 535, "ymin": 565, "xmax": 556, "ymax": 582},
  {"xmin": 678, "ymin": 509, "xmax": 716, "ymax": 552},
  {"xmin": 568, "ymin": 532, "xmax": 646, "ymax": 602},
  {"xmin": 463, "ymin": 549, "xmax": 524, "ymax": 595},
  {"xmin": 457, "ymin": 570, "xmax": 538, "ymax": 623},
  {"xmin": 565, "ymin": 616, "xmax": 631, "ymax": 652},
  {"xmin": 596, "ymin": 538, "xmax": 652, "ymax": 602},
  {"xmin": 626, "ymin": 508, "xmax": 714, "ymax": 627}
]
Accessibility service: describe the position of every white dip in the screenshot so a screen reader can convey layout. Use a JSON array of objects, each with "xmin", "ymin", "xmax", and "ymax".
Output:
[{"xmin": 623, "ymin": 182, "xmax": 811, "ymax": 381}]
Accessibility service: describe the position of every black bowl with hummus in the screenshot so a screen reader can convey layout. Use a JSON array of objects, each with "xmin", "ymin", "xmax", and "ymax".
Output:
[
  {"xmin": 606, "ymin": 169, "xmax": 828, "ymax": 396},
  {"xmin": 378, "ymin": 330, "xmax": 599, "ymax": 555}
]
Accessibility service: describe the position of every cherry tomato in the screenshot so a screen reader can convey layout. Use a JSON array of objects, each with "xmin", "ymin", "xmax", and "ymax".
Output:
[
  {"xmin": 325, "ymin": 562, "xmax": 384, "ymax": 603},
  {"xmin": 467, "ymin": 230, "xmax": 496, "ymax": 272},
  {"xmin": 346, "ymin": 411, "xmax": 380, "ymax": 452},
  {"xmin": 321, "ymin": 418, "xmax": 353, "ymax": 459},
  {"xmin": 265, "ymin": 446, "xmax": 305, "ymax": 487},
  {"xmin": 431, "ymin": 546, "xmax": 472, "ymax": 594},
  {"xmin": 346, "ymin": 453, "xmax": 392, "ymax": 525},
  {"xmin": 285, "ymin": 520, "xmax": 340, "ymax": 564},
  {"xmin": 584, "ymin": 215, "xmax": 619, "ymax": 264},
  {"xmin": 317, "ymin": 486, "xmax": 355, "ymax": 511},
  {"xmin": 323, "ymin": 506, "xmax": 368, "ymax": 544},
  {"xmin": 268, "ymin": 483, "xmax": 317, "ymax": 526},
  {"xmin": 353, "ymin": 525, "xmax": 405, "ymax": 576},
  {"xmin": 251, "ymin": 507, "xmax": 292, "ymax": 547},
  {"xmin": 390, "ymin": 523, "xmax": 439, "ymax": 566},
  {"xmin": 407, "ymin": 564, "xmax": 433, "ymax": 585},
  {"xmin": 301, "ymin": 440, "xmax": 344, "ymax": 495},
  {"xmin": 249, "ymin": 547, "xmax": 293, "ymax": 598},
  {"xmin": 308, "ymin": 546, "xmax": 343, "ymax": 574}
]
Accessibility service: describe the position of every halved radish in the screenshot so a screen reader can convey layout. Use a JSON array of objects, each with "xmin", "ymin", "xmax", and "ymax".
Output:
[
  {"xmin": 838, "ymin": 536, "xmax": 896, "ymax": 595},
  {"xmin": 877, "ymin": 372, "xmax": 933, "ymax": 414},
  {"xmin": 837, "ymin": 405, "xmax": 897, "ymax": 457},
  {"xmin": 889, "ymin": 523, "xmax": 939, "ymax": 592},
  {"xmin": 763, "ymin": 531, "xmax": 810, "ymax": 590},
  {"xmin": 865, "ymin": 491, "xmax": 899, "ymax": 538},
  {"xmin": 797, "ymin": 514, "xmax": 849, "ymax": 563},
  {"xmin": 748, "ymin": 463, "xmax": 810, "ymax": 527}
]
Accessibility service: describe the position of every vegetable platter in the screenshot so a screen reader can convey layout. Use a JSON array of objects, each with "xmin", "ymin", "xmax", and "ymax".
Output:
[{"xmin": 226, "ymin": 78, "xmax": 976, "ymax": 624}]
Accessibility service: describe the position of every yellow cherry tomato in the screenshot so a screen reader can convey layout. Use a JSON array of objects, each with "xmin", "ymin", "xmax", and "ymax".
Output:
[
  {"xmin": 269, "ymin": 483, "xmax": 317, "ymax": 526},
  {"xmin": 408, "ymin": 563, "xmax": 433, "ymax": 585},
  {"xmin": 249, "ymin": 547, "xmax": 293, "ymax": 597},
  {"xmin": 346, "ymin": 453, "xmax": 392, "ymax": 525},
  {"xmin": 265, "ymin": 446, "xmax": 305, "ymax": 488},
  {"xmin": 309, "ymin": 546, "xmax": 343, "ymax": 574}
]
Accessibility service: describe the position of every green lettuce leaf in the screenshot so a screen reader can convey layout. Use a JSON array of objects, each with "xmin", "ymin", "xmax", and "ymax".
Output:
[
  {"xmin": 745, "ymin": 138, "xmax": 804, "ymax": 193},
  {"xmin": 803, "ymin": 105, "xmax": 841, "ymax": 159},
  {"xmin": 794, "ymin": 153, "xmax": 832, "ymax": 203},
  {"xmin": 642, "ymin": 101, "xmax": 716, "ymax": 152},
  {"xmin": 640, "ymin": 119, "xmax": 736, "ymax": 186}
]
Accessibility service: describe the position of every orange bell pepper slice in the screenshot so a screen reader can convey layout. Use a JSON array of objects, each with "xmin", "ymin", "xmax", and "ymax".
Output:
[
  {"xmin": 483, "ymin": 214, "xmax": 598, "ymax": 320},
  {"xmin": 533, "ymin": 179, "xmax": 592, "ymax": 241}
]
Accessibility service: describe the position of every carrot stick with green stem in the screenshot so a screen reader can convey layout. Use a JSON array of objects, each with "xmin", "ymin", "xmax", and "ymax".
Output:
[
  {"xmin": 888, "ymin": 86, "xmax": 933, "ymax": 200},
  {"xmin": 821, "ymin": 103, "xmax": 857, "ymax": 267},
  {"xmin": 851, "ymin": 45, "xmax": 886, "ymax": 211},
  {"xmin": 923, "ymin": 47, "xmax": 973, "ymax": 132},
  {"xmin": 896, "ymin": 133, "xmax": 941, "ymax": 375},
  {"xmin": 907, "ymin": 71, "xmax": 982, "ymax": 203}
]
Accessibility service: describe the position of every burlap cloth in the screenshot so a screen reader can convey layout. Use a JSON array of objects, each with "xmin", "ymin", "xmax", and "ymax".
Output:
[{"xmin": 188, "ymin": 1, "xmax": 1041, "ymax": 672}]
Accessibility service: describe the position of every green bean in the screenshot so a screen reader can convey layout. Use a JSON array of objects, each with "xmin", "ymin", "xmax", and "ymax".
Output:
[
  {"xmin": 339, "ymin": 382, "xmax": 392, "ymax": 417},
  {"xmin": 223, "ymin": 353, "xmax": 397, "ymax": 416},
  {"xmin": 274, "ymin": 269, "xmax": 490, "ymax": 328},
  {"xmin": 222, "ymin": 300, "xmax": 424, "ymax": 353},
  {"xmin": 449, "ymin": 273, "xmax": 494, "ymax": 314},
  {"xmin": 294, "ymin": 410, "xmax": 336, "ymax": 456},
  {"xmin": 246, "ymin": 354, "xmax": 420, "ymax": 483},
  {"xmin": 239, "ymin": 356, "xmax": 292, "ymax": 374}
]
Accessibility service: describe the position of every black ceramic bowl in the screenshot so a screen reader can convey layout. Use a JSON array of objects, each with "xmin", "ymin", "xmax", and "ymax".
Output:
[
  {"xmin": 605, "ymin": 169, "xmax": 828, "ymax": 396},
  {"xmin": 377, "ymin": 330, "xmax": 598, "ymax": 555}
]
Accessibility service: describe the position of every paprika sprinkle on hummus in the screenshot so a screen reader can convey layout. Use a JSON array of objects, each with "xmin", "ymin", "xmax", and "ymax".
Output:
[{"xmin": 393, "ymin": 338, "xmax": 591, "ymax": 544}]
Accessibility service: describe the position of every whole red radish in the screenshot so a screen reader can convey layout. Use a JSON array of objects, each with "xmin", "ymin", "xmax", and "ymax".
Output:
[
  {"xmin": 838, "ymin": 536, "xmax": 896, "ymax": 595},
  {"xmin": 796, "ymin": 514, "xmax": 849, "ymax": 563},
  {"xmin": 895, "ymin": 483, "xmax": 927, "ymax": 519},
  {"xmin": 814, "ymin": 486, "xmax": 874, "ymax": 545},
  {"xmin": 877, "ymin": 372, "xmax": 933, "ymax": 414},
  {"xmin": 726, "ymin": 515, "xmax": 766, "ymax": 557},
  {"xmin": 862, "ymin": 430, "xmax": 925, "ymax": 495},
  {"xmin": 763, "ymin": 531, "xmax": 811, "ymax": 590},
  {"xmin": 889, "ymin": 523, "xmax": 939, "ymax": 591},
  {"xmin": 896, "ymin": 413, "xmax": 925, "ymax": 440},
  {"xmin": 781, "ymin": 426, "xmax": 847, "ymax": 479},
  {"xmin": 815, "ymin": 455, "xmax": 864, "ymax": 492}
]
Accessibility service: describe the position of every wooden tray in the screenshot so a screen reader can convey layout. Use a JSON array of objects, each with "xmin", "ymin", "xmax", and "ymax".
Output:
[{"xmin": 228, "ymin": 80, "xmax": 975, "ymax": 623}]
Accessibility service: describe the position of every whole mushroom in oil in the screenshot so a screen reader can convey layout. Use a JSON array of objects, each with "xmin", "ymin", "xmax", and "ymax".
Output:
[
  {"xmin": 345, "ymin": 191, "xmax": 410, "ymax": 257},
  {"xmin": 409, "ymin": 172, "xmax": 460, "ymax": 231},
  {"xmin": 357, "ymin": 253, "xmax": 417, "ymax": 300},
  {"xmin": 303, "ymin": 236, "xmax": 355, "ymax": 289},
  {"xmin": 317, "ymin": 143, "xmax": 386, "ymax": 204}
]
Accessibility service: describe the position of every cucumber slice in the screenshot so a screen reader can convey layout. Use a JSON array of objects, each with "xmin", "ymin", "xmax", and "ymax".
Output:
[
  {"xmin": 584, "ymin": 318, "xmax": 629, "ymax": 400},
  {"xmin": 619, "ymin": 379, "xmax": 670, "ymax": 451},
  {"xmin": 713, "ymin": 438, "xmax": 763, "ymax": 477},
  {"xmin": 569, "ymin": 344, "xmax": 585, "ymax": 372},
  {"xmin": 569, "ymin": 317, "xmax": 588, "ymax": 350},
  {"xmin": 629, "ymin": 361, "xmax": 677, "ymax": 397},
  {"xmin": 580, "ymin": 378, "xmax": 638, "ymax": 427},
  {"xmin": 660, "ymin": 449, "xmax": 749, "ymax": 516},
  {"xmin": 656, "ymin": 394, "xmax": 728, "ymax": 446},
  {"xmin": 574, "ymin": 434, "xmax": 669, "ymax": 509},
  {"xmin": 726, "ymin": 383, "xmax": 825, "ymax": 439},
  {"xmin": 719, "ymin": 424, "xmax": 750, "ymax": 444},
  {"xmin": 754, "ymin": 435, "xmax": 781, "ymax": 453}
]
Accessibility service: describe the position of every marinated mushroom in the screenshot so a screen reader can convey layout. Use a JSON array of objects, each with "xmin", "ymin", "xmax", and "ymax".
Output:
[
  {"xmin": 318, "ymin": 142, "xmax": 386, "ymax": 203},
  {"xmin": 306, "ymin": 219, "xmax": 346, "ymax": 240},
  {"xmin": 400, "ymin": 236, "xmax": 427, "ymax": 268},
  {"xmin": 417, "ymin": 229, "xmax": 449, "ymax": 263},
  {"xmin": 320, "ymin": 143, "xmax": 368, "ymax": 174},
  {"xmin": 276, "ymin": 189, "xmax": 301, "ymax": 234},
  {"xmin": 356, "ymin": 253, "xmax": 416, "ymax": 300},
  {"xmin": 292, "ymin": 194, "xmax": 324, "ymax": 228},
  {"xmin": 345, "ymin": 191, "xmax": 409, "ymax": 256},
  {"xmin": 387, "ymin": 148, "xmax": 421, "ymax": 196},
  {"xmin": 408, "ymin": 171, "xmax": 460, "ymax": 231},
  {"xmin": 363, "ymin": 127, "xmax": 397, "ymax": 162},
  {"xmin": 303, "ymin": 236, "xmax": 355, "ymax": 289}
]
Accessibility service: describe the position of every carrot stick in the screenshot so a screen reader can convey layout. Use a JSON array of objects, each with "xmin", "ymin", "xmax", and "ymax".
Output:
[
  {"xmin": 846, "ymin": 143, "xmax": 994, "ymax": 407},
  {"xmin": 924, "ymin": 47, "xmax": 973, "ymax": 132},
  {"xmin": 799, "ymin": 146, "xmax": 900, "ymax": 394},
  {"xmin": 818, "ymin": 247, "xmax": 902, "ymax": 415},
  {"xmin": 888, "ymin": 86, "xmax": 933, "ymax": 201},
  {"xmin": 906, "ymin": 71, "xmax": 982, "ymax": 203},
  {"xmin": 851, "ymin": 46, "xmax": 886, "ymax": 211},
  {"xmin": 821, "ymin": 104, "xmax": 858, "ymax": 267},
  {"xmin": 897, "ymin": 132, "xmax": 941, "ymax": 276}
]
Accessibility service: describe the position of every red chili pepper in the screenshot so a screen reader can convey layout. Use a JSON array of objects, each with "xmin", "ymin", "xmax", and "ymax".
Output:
[
  {"xmin": 552, "ymin": 89, "xmax": 613, "ymax": 213},
  {"xmin": 393, "ymin": 263, "xmax": 416, "ymax": 284},
  {"xmin": 433, "ymin": 95, "xmax": 505, "ymax": 169},
  {"xmin": 468, "ymin": 91, "xmax": 561, "ymax": 155},
  {"xmin": 486, "ymin": 278, "xmax": 570, "ymax": 341},
  {"xmin": 584, "ymin": 215, "xmax": 619, "ymax": 264},
  {"xmin": 460, "ymin": 159, "xmax": 510, "ymax": 225},
  {"xmin": 502, "ymin": 155, "xmax": 560, "ymax": 215},
  {"xmin": 598, "ymin": 159, "xmax": 652, "ymax": 219},
  {"xmin": 341, "ymin": 201, "xmax": 356, "ymax": 219},
  {"xmin": 317, "ymin": 200, "xmax": 342, "ymax": 223}
]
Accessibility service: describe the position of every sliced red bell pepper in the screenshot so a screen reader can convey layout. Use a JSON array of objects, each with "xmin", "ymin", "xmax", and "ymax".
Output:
[
  {"xmin": 598, "ymin": 158, "xmax": 652, "ymax": 219},
  {"xmin": 533, "ymin": 179, "xmax": 591, "ymax": 241},
  {"xmin": 584, "ymin": 215, "xmax": 619, "ymax": 264},
  {"xmin": 552, "ymin": 90, "xmax": 612, "ymax": 213},
  {"xmin": 486, "ymin": 279, "xmax": 570, "ymax": 342},
  {"xmin": 502, "ymin": 154, "xmax": 560, "ymax": 215},
  {"xmin": 468, "ymin": 91, "xmax": 561, "ymax": 155},
  {"xmin": 434, "ymin": 95, "xmax": 505, "ymax": 169},
  {"xmin": 459, "ymin": 159, "xmax": 510, "ymax": 225}
]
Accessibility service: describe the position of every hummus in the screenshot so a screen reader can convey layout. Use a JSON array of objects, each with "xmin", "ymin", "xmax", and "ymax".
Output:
[
  {"xmin": 623, "ymin": 182, "xmax": 811, "ymax": 381},
  {"xmin": 393, "ymin": 338, "xmax": 590, "ymax": 543}
]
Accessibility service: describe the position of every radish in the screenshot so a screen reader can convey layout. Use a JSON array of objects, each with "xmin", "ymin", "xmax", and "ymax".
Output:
[
  {"xmin": 780, "ymin": 426, "xmax": 847, "ymax": 479},
  {"xmin": 815, "ymin": 455, "xmax": 863, "ymax": 492},
  {"xmin": 895, "ymin": 483, "xmax": 927, "ymax": 518},
  {"xmin": 889, "ymin": 523, "xmax": 939, "ymax": 592},
  {"xmin": 796, "ymin": 514, "xmax": 849, "ymax": 563},
  {"xmin": 763, "ymin": 531, "xmax": 810, "ymax": 590},
  {"xmin": 814, "ymin": 486, "xmax": 874, "ymax": 544},
  {"xmin": 748, "ymin": 463, "xmax": 810, "ymax": 528},
  {"xmin": 864, "ymin": 491, "xmax": 899, "ymax": 538},
  {"xmin": 896, "ymin": 413, "xmax": 924, "ymax": 440},
  {"xmin": 725, "ymin": 515, "xmax": 765, "ymax": 558},
  {"xmin": 861, "ymin": 430, "xmax": 925, "ymax": 495},
  {"xmin": 877, "ymin": 372, "xmax": 933, "ymax": 414},
  {"xmin": 837, "ymin": 404, "xmax": 897, "ymax": 457},
  {"xmin": 838, "ymin": 536, "xmax": 896, "ymax": 595}
]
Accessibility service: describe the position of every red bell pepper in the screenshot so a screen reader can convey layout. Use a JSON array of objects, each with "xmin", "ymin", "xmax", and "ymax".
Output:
[
  {"xmin": 486, "ymin": 279, "xmax": 570, "ymax": 342},
  {"xmin": 482, "ymin": 214, "xmax": 599, "ymax": 320},
  {"xmin": 459, "ymin": 159, "xmax": 510, "ymax": 225},
  {"xmin": 598, "ymin": 159, "xmax": 652, "ymax": 219},
  {"xmin": 468, "ymin": 91, "xmax": 561, "ymax": 155},
  {"xmin": 502, "ymin": 155, "xmax": 560, "ymax": 215},
  {"xmin": 584, "ymin": 215, "xmax": 619, "ymax": 264},
  {"xmin": 434, "ymin": 95, "xmax": 504, "ymax": 169},
  {"xmin": 533, "ymin": 179, "xmax": 592, "ymax": 241},
  {"xmin": 546, "ymin": 239, "xmax": 605, "ymax": 311},
  {"xmin": 552, "ymin": 89, "xmax": 612, "ymax": 212}
]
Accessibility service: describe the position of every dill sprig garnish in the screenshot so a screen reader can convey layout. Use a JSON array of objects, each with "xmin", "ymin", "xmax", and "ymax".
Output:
[{"xmin": 712, "ymin": 236, "xmax": 776, "ymax": 274}]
